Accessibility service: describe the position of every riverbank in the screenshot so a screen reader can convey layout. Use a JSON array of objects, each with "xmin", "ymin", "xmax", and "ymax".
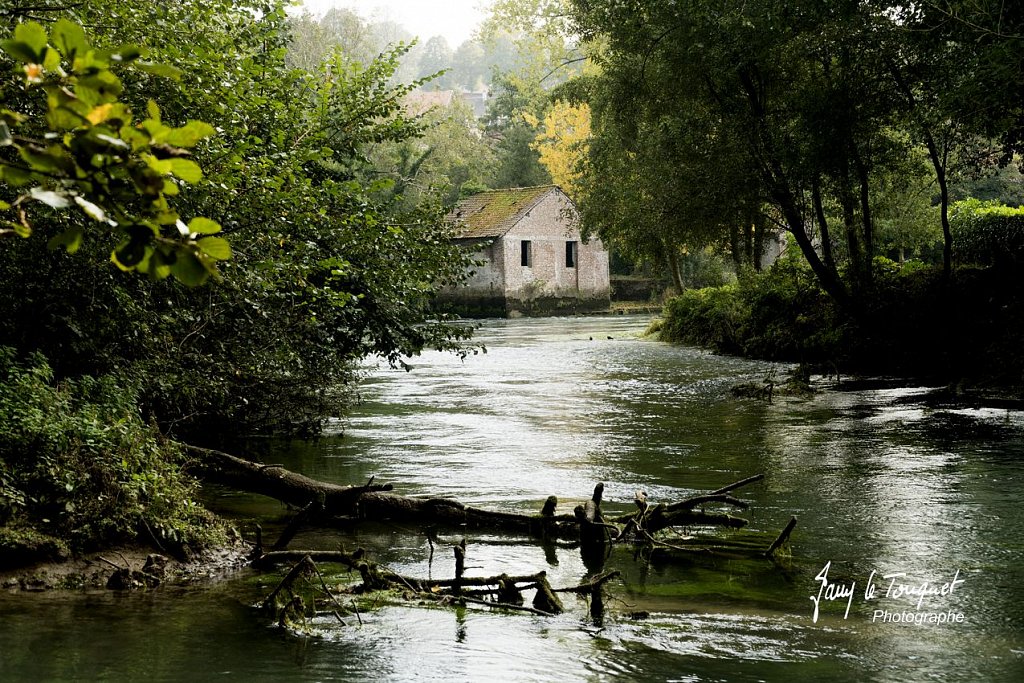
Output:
[
  {"xmin": 0, "ymin": 542, "xmax": 251, "ymax": 592},
  {"xmin": 658, "ymin": 260, "xmax": 1024, "ymax": 392}
]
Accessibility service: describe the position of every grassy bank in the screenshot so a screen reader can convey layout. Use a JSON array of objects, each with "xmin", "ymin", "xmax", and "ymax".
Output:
[
  {"xmin": 659, "ymin": 259, "xmax": 1024, "ymax": 387},
  {"xmin": 0, "ymin": 349, "xmax": 225, "ymax": 569}
]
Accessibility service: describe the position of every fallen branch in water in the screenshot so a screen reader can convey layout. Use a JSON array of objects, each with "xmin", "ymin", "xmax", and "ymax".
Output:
[{"xmin": 186, "ymin": 443, "xmax": 795, "ymax": 569}]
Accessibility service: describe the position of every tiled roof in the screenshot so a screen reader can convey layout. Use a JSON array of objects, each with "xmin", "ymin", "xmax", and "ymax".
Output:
[{"xmin": 448, "ymin": 186, "xmax": 557, "ymax": 239}]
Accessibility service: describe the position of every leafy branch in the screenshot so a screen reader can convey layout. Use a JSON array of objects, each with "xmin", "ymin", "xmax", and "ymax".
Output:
[{"xmin": 0, "ymin": 18, "xmax": 229, "ymax": 285}]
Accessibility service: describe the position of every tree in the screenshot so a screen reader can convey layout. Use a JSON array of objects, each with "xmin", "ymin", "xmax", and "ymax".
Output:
[
  {"xmin": 450, "ymin": 41, "xmax": 487, "ymax": 90},
  {"xmin": 371, "ymin": 99, "xmax": 496, "ymax": 209},
  {"xmin": 524, "ymin": 100, "xmax": 590, "ymax": 197},
  {"xmin": 1, "ymin": 1, "xmax": 475, "ymax": 436},
  {"xmin": 483, "ymin": 72, "xmax": 551, "ymax": 189},
  {"xmin": 416, "ymin": 35, "xmax": 454, "ymax": 87}
]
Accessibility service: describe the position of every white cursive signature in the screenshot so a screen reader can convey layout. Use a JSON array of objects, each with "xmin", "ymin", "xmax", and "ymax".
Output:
[{"xmin": 810, "ymin": 560, "xmax": 856, "ymax": 623}]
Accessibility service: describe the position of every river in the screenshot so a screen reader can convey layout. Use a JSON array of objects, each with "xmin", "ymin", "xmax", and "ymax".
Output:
[{"xmin": 2, "ymin": 315, "xmax": 1023, "ymax": 681}]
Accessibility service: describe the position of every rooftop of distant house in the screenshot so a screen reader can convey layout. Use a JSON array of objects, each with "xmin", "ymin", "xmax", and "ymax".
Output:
[{"xmin": 448, "ymin": 185, "xmax": 565, "ymax": 239}]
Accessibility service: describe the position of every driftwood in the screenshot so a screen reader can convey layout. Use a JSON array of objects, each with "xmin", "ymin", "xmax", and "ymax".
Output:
[
  {"xmin": 187, "ymin": 444, "xmax": 582, "ymax": 538},
  {"xmin": 188, "ymin": 444, "xmax": 795, "ymax": 565},
  {"xmin": 186, "ymin": 445, "xmax": 768, "ymax": 544},
  {"xmin": 212, "ymin": 448, "xmax": 798, "ymax": 629},
  {"xmin": 259, "ymin": 539, "xmax": 625, "ymax": 627}
]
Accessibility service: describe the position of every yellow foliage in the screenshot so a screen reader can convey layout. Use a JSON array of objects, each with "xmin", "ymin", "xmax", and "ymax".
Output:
[{"xmin": 528, "ymin": 101, "xmax": 590, "ymax": 197}]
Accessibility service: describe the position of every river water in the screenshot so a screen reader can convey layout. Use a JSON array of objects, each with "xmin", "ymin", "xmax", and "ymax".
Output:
[{"xmin": 2, "ymin": 315, "xmax": 1023, "ymax": 681}]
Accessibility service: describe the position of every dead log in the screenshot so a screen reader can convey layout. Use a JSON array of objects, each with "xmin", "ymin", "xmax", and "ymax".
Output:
[
  {"xmin": 187, "ymin": 444, "xmax": 585, "ymax": 537},
  {"xmin": 185, "ymin": 445, "xmax": 392, "ymax": 516},
  {"xmin": 188, "ymin": 444, "xmax": 767, "ymax": 551},
  {"xmin": 551, "ymin": 570, "xmax": 621, "ymax": 595},
  {"xmin": 764, "ymin": 516, "xmax": 798, "ymax": 557},
  {"xmin": 272, "ymin": 500, "xmax": 323, "ymax": 551},
  {"xmin": 710, "ymin": 473, "xmax": 765, "ymax": 495}
]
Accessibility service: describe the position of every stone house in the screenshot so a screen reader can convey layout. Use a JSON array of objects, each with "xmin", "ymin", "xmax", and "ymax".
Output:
[{"xmin": 438, "ymin": 186, "xmax": 611, "ymax": 317}]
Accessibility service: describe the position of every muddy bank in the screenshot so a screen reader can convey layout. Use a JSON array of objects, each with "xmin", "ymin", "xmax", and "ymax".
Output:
[{"xmin": 0, "ymin": 542, "xmax": 252, "ymax": 592}]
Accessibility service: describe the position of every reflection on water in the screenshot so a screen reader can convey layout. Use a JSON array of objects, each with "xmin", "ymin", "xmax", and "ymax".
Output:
[{"xmin": 2, "ymin": 315, "xmax": 1023, "ymax": 682}]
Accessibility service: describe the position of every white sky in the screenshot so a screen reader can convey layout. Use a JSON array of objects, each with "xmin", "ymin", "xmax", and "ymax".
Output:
[{"xmin": 297, "ymin": 1, "xmax": 492, "ymax": 46}]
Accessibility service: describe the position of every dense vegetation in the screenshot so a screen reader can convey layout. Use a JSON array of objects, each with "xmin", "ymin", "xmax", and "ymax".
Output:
[{"xmin": 0, "ymin": 0, "xmax": 481, "ymax": 563}]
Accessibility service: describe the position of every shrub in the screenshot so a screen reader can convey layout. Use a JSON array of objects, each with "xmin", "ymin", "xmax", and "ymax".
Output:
[
  {"xmin": 950, "ymin": 199, "xmax": 1024, "ymax": 268},
  {"xmin": 660, "ymin": 260, "xmax": 841, "ymax": 362},
  {"xmin": 0, "ymin": 348, "xmax": 223, "ymax": 566},
  {"xmin": 661, "ymin": 284, "xmax": 745, "ymax": 353}
]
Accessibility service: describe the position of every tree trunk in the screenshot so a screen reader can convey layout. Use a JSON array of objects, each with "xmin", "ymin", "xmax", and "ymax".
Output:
[
  {"xmin": 852, "ymin": 148, "xmax": 874, "ymax": 284},
  {"xmin": 887, "ymin": 58, "xmax": 953, "ymax": 279},
  {"xmin": 664, "ymin": 241, "xmax": 684, "ymax": 293},
  {"xmin": 729, "ymin": 222, "xmax": 743, "ymax": 272},
  {"xmin": 812, "ymin": 175, "xmax": 836, "ymax": 273},
  {"xmin": 771, "ymin": 177, "xmax": 849, "ymax": 310},
  {"xmin": 737, "ymin": 68, "xmax": 848, "ymax": 308}
]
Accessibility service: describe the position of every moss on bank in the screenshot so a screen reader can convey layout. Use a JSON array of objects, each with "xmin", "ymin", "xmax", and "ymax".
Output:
[
  {"xmin": 0, "ymin": 348, "xmax": 225, "ymax": 570},
  {"xmin": 659, "ymin": 259, "xmax": 1024, "ymax": 387}
]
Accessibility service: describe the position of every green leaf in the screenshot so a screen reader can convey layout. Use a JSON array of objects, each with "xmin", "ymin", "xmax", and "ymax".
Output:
[
  {"xmin": 169, "ymin": 249, "xmax": 210, "ymax": 286},
  {"xmin": 46, "ymin": 106, "xmax": 85, "ymax": 131},
  {"xmin": 168, "ymin": 158, "xmax": 202, "ymax": 183},
  {"xmin": 19, "ymin": 146, "xmax": 70, "ymax": 173},
  {"xmin": 196, "ymin": 236, "xmax": 231, "ymax": 260},
  {"xmin": 0, "ymin": 200, "xmax": 9, "ymax": 210},
  {"xmin": 143, "ymin": 155, "xmax": 172, "ymax": 175},
  {"xmin": 47, "ymin": 226, "xmax": 84, "ymax": 253},
  {"xmin": 108, "ymin": 45, "xmax": 144, "ymax": 62},
  {"xmin": 29, "ymin": 187, "xmax": 71, "ymax": 208},
  {"xmin": 42, "ymin": 47, "xmax": 61, "ymax": 72},
  {"xmin": 52, "ymin": 19, "xmax": 88, "ymax": 60},
  {"xmin": 136, "ymin": 62, "xmax": 181, "ymax": 80},
  {"xmin": 187, "ymin": 217, "xmax": 221, "ymax": 235},
  {"xmin": 164, "ymin": 121, "xmax": 216, "ymax": 147},
  {"xmin": 14, "ymin": 22, "xmax": 48, "ymax": 55},
  {"xmin": 147, "ymin": 100, "xmax": 161, "ymax": 123},
  {"xmin": 78, "ymin": 71, "xmax": 123, "ymax": 104},
  {"xmin": 0, "ymin": 40, "xmax": 38, "ymax": 64},
  {"xmin": 0, "ymin": 121, "xmax": 11, "ymax": 146},
  {"xmin": 0, "ymin": 165, "xmax": 32, "ymax": 186},
  {"xmin": 2, "ymin": 220, "xmax": 31, "ymax": 238},
  {"xmin": 112, "ymin": 236, "xmax": 149, "ymax": 269}
]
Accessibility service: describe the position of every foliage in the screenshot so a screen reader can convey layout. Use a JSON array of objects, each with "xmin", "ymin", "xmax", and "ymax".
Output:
[
  {"xmin": 661, "ymin": 258, "xmax": 1024, "ymax": 385},
  {"xmin": 0, "ymin": 347, "xmax": 223, "ymax": 563},
  {"xmin": 565, "ymin": 0, "xmax": 1023, "ymax": 305},
  {"xmin": 483, "ymin": 72, "xmax": 552, "ymax": 189},
  {"xmin": 661, "ymin": 260, "xmax": 839, "ymax": 361},
  {"xmin": 370, "ymin": 99, "xmax": 495, "ymax": 210},
  {"xmin": 0, "ymin": 19, "xmax": 226, "ymax": 285},
  {"xmin": 950, "ymin": 199, "xmax": 1024, "ymax": 267},
  {"xmin": 0, "ymin": 2, "xmax": 478, "ymax": 437},
  {"xmin": 524, "ymin": 100, "xmax": 590, "ymax": 197}
]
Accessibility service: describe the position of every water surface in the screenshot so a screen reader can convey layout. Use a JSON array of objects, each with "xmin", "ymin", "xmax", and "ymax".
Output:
[{"xmin": 2, "ymin": 315, "xmax": 1022, "ymax": 681}]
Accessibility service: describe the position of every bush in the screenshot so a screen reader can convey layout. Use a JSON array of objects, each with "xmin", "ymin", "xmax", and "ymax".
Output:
[
  {"xmin": 659, "ymin": 257, "xmax": 1024, "ymax": 385},
  {"xmin": 660, "ymin": 260, "xmax": 842, "ymax": 362},
  {"xmin": 661, "ymin": 284, "xmax": 745, "ymax": 353},
  {"xmin": 0, "ymin": 348, "xmax": 223, "ymax": 566},
  {"xmin": 951, "ymin": 199, "xmax": 1024, "ymax": 268}
]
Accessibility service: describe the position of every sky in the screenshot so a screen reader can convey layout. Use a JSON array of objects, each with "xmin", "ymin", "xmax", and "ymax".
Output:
[{"xmin": 297, "ymin": 1, "xmax": 491, "ymax": 46}]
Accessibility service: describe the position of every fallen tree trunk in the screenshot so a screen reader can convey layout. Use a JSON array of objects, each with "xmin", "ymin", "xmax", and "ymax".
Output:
[
  {"xmin": 187, "ymin": 444, "xmax": 579, "ymax": 539},
  {"xmin": 185, "ymin": 444, "xmax": 776, "ymax": 551},
  {"xmin": 186, "ymin": 445, "xmax": 392, "ymax": 515}
]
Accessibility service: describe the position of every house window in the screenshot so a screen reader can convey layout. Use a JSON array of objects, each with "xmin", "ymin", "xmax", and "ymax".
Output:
[
  {"xmin": 566, "ymin": 241, "xmax": 578, "ymax": 268},
  {"xmin": 521, "ymin": 240, "xmax": 532, "ymax": 267}
]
